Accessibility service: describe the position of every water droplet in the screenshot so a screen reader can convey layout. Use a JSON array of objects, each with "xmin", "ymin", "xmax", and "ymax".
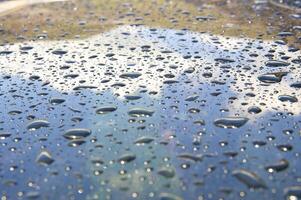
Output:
[
  {"xmin": 27, "ymin": 120, "xmax": 50, "ymax": 131},
  {"xmin": 128, "ymin": 108, "xmax": 154, "ymax": 117},
  {"xmin": 95, "ymin": 106, "xmax": 117, "ymax": 114},
  {"xmin": 36, "ymin": 151, "xmax": 54, "ymax": 166},
  {"xmin": 63, "ymin": 128, "xmax": 91, "ymax": 139},
  {"xmin": 214, "ymin": 117, "xmax": 249, "ymax": 128},
  {"xmin": 232, "ymin": 169, "xmax": 267, "ymax": 189}
]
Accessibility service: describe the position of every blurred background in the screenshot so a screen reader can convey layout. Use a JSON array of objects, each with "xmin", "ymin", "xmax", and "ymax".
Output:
[{"xmin": 0, "ymin": 0, "xmax": 300, "ymax": 48}]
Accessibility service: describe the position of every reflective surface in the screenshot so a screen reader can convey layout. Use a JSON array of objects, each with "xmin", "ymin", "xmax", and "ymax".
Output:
[{"xmin": 0, "ymin": 1, "xmax": 300, "ymax": 200}]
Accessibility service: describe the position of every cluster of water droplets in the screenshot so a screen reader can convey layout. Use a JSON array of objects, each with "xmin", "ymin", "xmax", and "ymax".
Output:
[{"xmin": 0, "ymin": 25, "xmax": 300, "ymax": 199}]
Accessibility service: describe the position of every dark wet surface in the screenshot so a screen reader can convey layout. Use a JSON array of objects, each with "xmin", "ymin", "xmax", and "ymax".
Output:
[{"xmin": 0, "ymin": 1, "xmax": 301, "ymax": 200}]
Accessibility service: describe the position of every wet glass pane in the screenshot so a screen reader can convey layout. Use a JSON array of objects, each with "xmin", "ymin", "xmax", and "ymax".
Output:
[{"xmin": 0, "ymin": 0, "xmax": 300, "ymax": 199}]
